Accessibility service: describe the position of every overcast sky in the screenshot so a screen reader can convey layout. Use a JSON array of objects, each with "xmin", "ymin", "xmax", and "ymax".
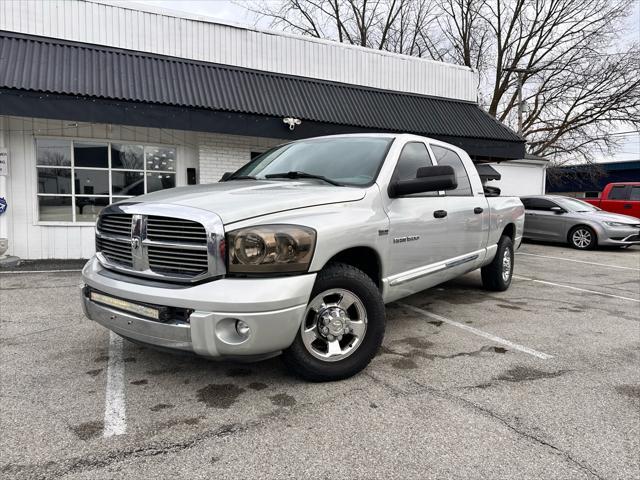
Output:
[{"xmin": 132, "ymin": 0, "xmax": 639, "ymax": 163}]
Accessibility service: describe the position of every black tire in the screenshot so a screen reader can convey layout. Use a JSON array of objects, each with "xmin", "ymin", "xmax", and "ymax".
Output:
[
  {"xmin": 568, "ymin": 225, "xmax": 597, "ymax": 250},
  {"xmin": 282, "ymin": 262, "xmax": 385, "ymax": 382},
  {"xmin": 481, "ymin": 235, "xmax": 514, "ymax": 292}
]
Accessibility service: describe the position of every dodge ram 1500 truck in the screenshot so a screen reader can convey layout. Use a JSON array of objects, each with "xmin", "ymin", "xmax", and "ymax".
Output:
[{"xmin": 82, "ymin": 134, "xmax": 524, "ymax": 381}]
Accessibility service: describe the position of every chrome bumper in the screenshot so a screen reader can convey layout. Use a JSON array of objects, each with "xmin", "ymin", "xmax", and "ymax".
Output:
[
  {"xmin": 82, "ymin": 257, "xmax": 316, "ymax": 358},
  {"xmin": 82, "ymin": 294, "xmax": 192, "ymax": 351}
]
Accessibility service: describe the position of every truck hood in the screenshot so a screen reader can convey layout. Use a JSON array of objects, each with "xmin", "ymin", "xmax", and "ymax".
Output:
[
  {"xmin": 577, "ymin": 210, "xmax": 640, "ymax": 224},
  {"xmin": 129, "ymin": 180, "xmax": 367, "ymax": 224}
]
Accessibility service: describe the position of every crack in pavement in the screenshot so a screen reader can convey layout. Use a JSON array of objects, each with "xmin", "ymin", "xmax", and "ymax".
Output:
[
  {"xmin": 1, "ymin": 423, "xmax": 243, "ymax": 480},
  {"xmin": 1, "ymin": 385, "xmax": 369, "ymax": 479},
  {"xmin": 448, "ymin": 394, "xmax": 606, "ymax": 480},
  {"xmin": 365, "ymin": 372, "xmax": 604, "ymax": 480}
]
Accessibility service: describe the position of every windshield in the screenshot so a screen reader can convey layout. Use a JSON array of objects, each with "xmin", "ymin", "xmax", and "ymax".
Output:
[
  {"xmin": 229, "ymin": 137, "xmax": 394, "ymax": 186},
  {"xmin": 556, "ymin": 197, "xmax": 600, "ymax": 212}
]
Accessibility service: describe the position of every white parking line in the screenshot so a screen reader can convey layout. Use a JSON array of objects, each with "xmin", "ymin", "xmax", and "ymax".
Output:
[
  {"xmin": 397, "ymin": 303, "xmax": 553, "ymax": 360},
  {"xmin": 517, "ymin": 252, "xmax": 640, "ymax": 271},
  {"xmin": 0, "ymin": 269, "xmax": 82, "ymax": 274},
  {"xmin": 103, "ymin": 331, "xmax": 127, "ymax": 438},
  {"xmin": 514, "ymin": 275, "xmax": 640, "ymax": 303}
]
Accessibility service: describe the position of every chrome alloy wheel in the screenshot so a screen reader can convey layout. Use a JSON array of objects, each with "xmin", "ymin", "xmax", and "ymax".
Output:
[
  {"xmin": 502, "ymin": 248, "xmax": 512, "ymax": 282},
  {"xmin": 572, "ymin": 228, "xmax": 592, "ymax": 248},
  {"xmin": 301, "ymin": 288, "xmax": 367, "ymax": 362}
]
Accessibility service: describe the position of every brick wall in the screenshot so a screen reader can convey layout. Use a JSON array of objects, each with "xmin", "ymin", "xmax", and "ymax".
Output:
[{"xmin": 198, "ymin": 132, "xmax": 286, "ymax": 184}]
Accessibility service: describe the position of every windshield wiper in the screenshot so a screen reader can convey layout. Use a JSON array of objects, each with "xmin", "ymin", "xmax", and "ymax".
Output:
[
  {"xmin": 265, "ymin": 171, "xmax": 342, "ymax": 186},
  {"xmin": 226, "ymin": 175, "xmax": 257, "ymax": 181}
]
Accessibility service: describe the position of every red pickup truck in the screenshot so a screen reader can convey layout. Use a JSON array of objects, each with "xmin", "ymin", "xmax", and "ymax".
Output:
[{"xmin": 584, "ymin": 182, "xmax": 640, "ymax": 219}]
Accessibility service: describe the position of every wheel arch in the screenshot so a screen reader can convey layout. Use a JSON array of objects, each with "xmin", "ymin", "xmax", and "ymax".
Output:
[
  {"xmin": 501, "ymin": 223, "xmax": 516, "ymax": 241},
  {"xmin": 321, "ymin": 246, "xmax": 382, "ymax": 289}
]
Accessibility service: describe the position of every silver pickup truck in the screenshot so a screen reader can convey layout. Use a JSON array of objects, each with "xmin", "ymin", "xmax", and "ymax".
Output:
[{"xmin": 82, "ymin": 134, "xmax": 524, "ymax": 381}]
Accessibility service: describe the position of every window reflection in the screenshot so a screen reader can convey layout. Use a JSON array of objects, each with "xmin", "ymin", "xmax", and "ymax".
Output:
[
  {"xmin": 35, "ymin": 139, "xmax": 177, "ymax": 222},
  {"xmin": 75, "ymin": 197, "xmax": 110, "ymax": 222},
  {"xmin": 146, "ymin": 173, "xmax": 175, "ymax": 192},
  {"xmin": 37, "ymin": 139, "xmax": 71, "ymax": 166},
  {"xmin": 74, "ymin": 142, "xmax": 108, "ymax": 168},
  {"xmin": 112, "ymin": 144, "xmax": 144, "ymax": 169},
  {"xmin": 38, "ymin": 196, "xmax": 73, "ymax": 222},
  {"xmin": 37, "ymin": 168, "xmax": 72, "ymax": 194}
]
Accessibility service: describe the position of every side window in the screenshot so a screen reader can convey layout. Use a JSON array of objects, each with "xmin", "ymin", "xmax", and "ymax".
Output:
[
  {"xmin": 608, "ymin": 185, "xmax": 629, "ymax": 200},
  {"xmin": 393, "ymin": 142, "xmax": 432, "ymax": 181},
  {"xmin": 430, "ymin": 145, "xmax": 472, "ymax": 196},
  {"xmin": 523, "ymin": 198, "xmax": 557, "ymax": 211},
  {"xmin": 630, "ymin": 186, "xmax": 640, "ymax": 201}
]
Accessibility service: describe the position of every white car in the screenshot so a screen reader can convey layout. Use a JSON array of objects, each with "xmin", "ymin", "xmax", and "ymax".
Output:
[{"xmin": 82, "ymin": 134, "xmax": 524, "ymax": 381}]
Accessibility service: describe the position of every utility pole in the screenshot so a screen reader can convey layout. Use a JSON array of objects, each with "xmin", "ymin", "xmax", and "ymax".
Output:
[{"xmin": 504, "ymin": 67, "xmax": 533, "ymax": 136}]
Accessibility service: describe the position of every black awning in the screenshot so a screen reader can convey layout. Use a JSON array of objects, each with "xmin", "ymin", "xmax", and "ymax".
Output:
[
  {"xmin": 475, "ymin": 164, "xmax": 502, "ymax": 181},
  {"xmin": 0, "ymin": 31, "xmax": 525, "ymax": 160}
]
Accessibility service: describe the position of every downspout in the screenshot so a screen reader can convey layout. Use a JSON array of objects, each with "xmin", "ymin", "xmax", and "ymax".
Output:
[{"xmin": 0, "ymin": 116, "xmax": 19, "ymax": 266}]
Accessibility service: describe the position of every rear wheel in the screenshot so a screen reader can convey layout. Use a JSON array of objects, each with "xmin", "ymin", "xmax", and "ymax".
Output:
[
  {"xmin": 282, "ymin": 263, "xmax": 385, "ymax": 382},
  {"xmin": 569, "ymin": 226, "xmax": 596, "ymax": 250},
  {"xmin": 481, "ymin": 235, "xmax": 514, "ymax": 291}
]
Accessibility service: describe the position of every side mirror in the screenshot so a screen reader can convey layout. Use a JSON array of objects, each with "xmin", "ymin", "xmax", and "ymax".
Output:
[
  {"xmin": 388, "ymin": 165, "xmax": 457, "ymax": 197},
  {"xmin": 219, "ymin": 172, "xmax": 233, "ymax": 182},
  {"xmin": 550, "ymin": 206, "xmax": 565, "ymax": 214}
]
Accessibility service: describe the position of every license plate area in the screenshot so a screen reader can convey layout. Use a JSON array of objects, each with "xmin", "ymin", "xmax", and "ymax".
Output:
[{"xmin": 89, "ymin": 290, "xmax": 163, "ymax": 320}]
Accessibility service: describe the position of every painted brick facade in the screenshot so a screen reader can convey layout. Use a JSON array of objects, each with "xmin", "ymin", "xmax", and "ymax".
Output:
[{"xmin": 198, "ymin": 132, "xmax": 286, "ymax": 184}]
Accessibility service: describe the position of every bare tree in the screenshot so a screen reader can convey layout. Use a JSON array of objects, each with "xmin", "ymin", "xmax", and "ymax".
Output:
[
  {"xmin": 243, "ymin": 0, "xmax": 639, "ymax": 165},
  {"xmin": 245, "ymin": 0, "xmax": 440, "ymax": 53}
]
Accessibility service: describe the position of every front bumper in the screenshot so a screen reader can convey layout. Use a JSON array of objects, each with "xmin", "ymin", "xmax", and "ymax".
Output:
[
  {"xmin": 598, "ymin": 226, "xmax": 640, "ymax": 246},
  {"xmin": 82, "ymin": 257, "xmax": 316, "ymax": 358}
]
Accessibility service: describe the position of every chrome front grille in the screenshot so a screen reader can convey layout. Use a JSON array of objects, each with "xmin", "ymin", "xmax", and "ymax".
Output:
[
  {"xmin": 146, "ymin": 216, "xmax": 207, "ymax": 243},
  {"xmin": 95, "ymin": 235, "xmax": 133, "ymax": 267},
  {"xmin": 95, "ymin": 204, "xmax": 225, "ymax": 282},
  {"xmin": 97, "ymin": 214, "xmax": 133, "ymax": 236},
  {"xmin": 147, "ymin": 245, "xmax": 208, "ymax": 275}
]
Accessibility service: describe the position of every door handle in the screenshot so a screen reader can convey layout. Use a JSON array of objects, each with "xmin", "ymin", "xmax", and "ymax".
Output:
[
  {"xmin": 624, "ymin": 204, "xmax": 632, "ymax": 209},
  {"xmin": 434, "ymin": 210, "xmax": 447, "ymax": 218},
  {"xmin": 474, "ymin": 207, "xmax": 484, "ymax": 214}
]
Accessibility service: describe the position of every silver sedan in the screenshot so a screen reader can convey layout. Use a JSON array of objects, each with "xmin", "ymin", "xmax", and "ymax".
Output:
[{"xmin": 520, "ymin": 195, "xmax": 640, "ymax": 249}]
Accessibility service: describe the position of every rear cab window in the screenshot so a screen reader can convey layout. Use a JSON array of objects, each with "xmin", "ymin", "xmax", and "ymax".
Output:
[
  {"xmin": 608, "ymin": 185, "xmax": 630, "ymax": 200},
  {"xmin": 430, "ymin": 145, "xmax": 472, "ymax": 196}
]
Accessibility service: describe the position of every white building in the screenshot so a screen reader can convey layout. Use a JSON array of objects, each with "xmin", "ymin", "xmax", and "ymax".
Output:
[
  {"xmin": 488, "ymin": 155, "xmax": 550, "ymax": 196},
  {"xmin": 0, "ymin": 0, "xmax": 528, "ymax": 260}
]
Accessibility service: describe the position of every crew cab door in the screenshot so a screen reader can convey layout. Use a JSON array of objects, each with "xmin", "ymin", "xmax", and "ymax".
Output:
[
  {"xmin": 601, "ymin": 185, "xmax": 640, "ymax": 218},
  {"xmin": 429, "ymin": 145, "xmax": 488, "ymax": 260},
  {"xmin": 383, "ymin": 141, "xmax": 449, "ymax": 279}
]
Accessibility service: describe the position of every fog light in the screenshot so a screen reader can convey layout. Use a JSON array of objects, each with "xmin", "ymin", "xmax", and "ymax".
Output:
[{"xmin": 235, "ymin": 319, "xmax": 251, "ymax": 337}]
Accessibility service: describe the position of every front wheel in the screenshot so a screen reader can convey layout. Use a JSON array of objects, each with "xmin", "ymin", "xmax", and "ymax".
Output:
[
  {"xmin": 481, "ymin": 235, "xmax": 514, "ymax": 291},
  {"xmin": 282, "ymin": 263, "xmax": 385, "ymax": 382},
  {"xmin": 569, "ymin": 226, "xmax": 596, "ymax": 250}
]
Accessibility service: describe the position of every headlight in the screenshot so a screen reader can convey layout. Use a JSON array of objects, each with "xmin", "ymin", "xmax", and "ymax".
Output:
[
  {"xmin": 604, "ymin": 221, "xmax": 631, "ymax": 227},
  {"xmin": 227, "ymin": 225, "xmax": 316, "ymax": 274}
]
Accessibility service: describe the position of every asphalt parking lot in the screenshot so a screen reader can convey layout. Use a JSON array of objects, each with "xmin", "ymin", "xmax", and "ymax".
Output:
[{"xmin": 1, "ymin": 242, "xmax": 638, "ymax": 480}]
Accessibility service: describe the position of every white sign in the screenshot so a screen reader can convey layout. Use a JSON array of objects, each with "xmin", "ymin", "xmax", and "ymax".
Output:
[{"xmin": 0, "ymin": 149, "xmax": 8, "ymax": 176}]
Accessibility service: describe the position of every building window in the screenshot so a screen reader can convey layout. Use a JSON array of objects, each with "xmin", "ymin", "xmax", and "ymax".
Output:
[{"xmin": 36, "ymin": 139, "xmax": 176, "ymax": 223}]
